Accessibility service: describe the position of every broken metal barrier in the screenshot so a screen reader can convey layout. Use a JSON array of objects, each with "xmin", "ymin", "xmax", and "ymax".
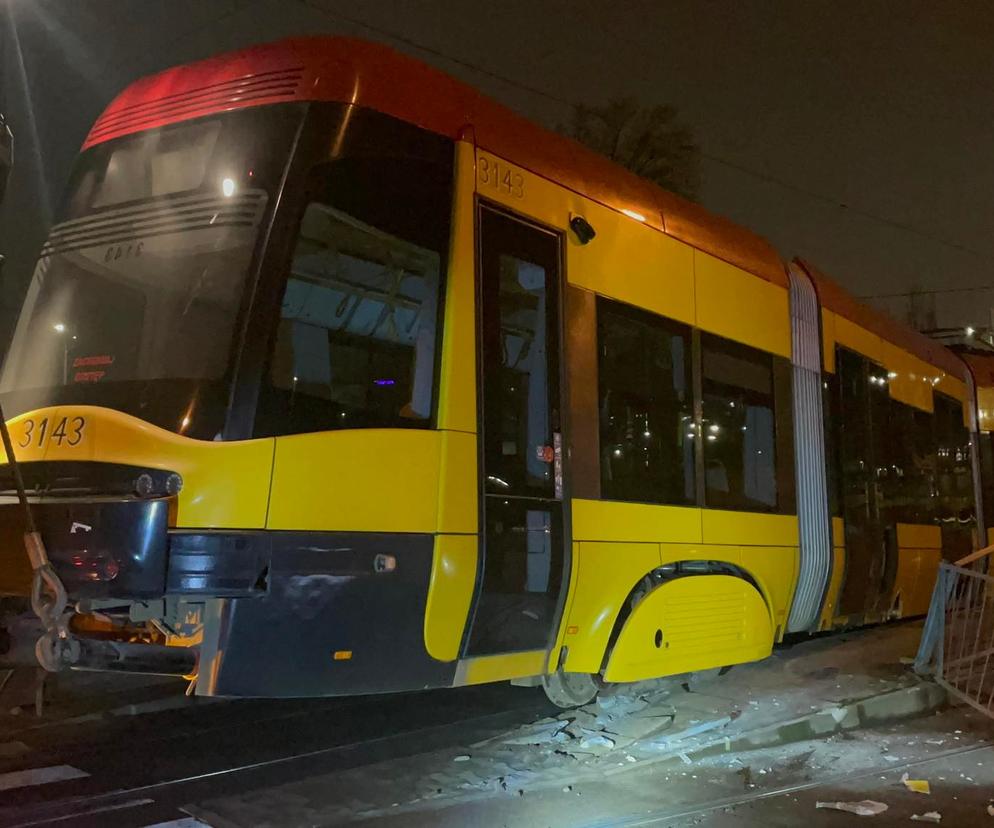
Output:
[{"xmin": 915, "ymin": 543, "xmax": 994, "ymax": 717}]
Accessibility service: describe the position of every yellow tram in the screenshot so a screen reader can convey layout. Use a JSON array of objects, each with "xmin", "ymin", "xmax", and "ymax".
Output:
[{"xmin": 0, "ymin": 38, "xmax": 980, "ymax": 705}]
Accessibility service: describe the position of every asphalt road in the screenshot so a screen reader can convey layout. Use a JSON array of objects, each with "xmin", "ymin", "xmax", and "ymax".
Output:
[{"xmin": 0, "ymin": 681, "xmax": 554, "ymax": 828}]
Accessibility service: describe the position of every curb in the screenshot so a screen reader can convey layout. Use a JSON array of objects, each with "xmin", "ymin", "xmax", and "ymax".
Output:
[
  {"xmin": 347, "ymin": 680, "xmax": 950, "ymax": 822},
  {"xmin": 628, "ymin": 680, "xmax": 948, "ymax": 771}
]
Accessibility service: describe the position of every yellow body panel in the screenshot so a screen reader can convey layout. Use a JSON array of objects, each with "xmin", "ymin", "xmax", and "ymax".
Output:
[
  {"xmin": 701, "ymin": 509, "xmax": 799, "ymax": 547},
  {"xmin": 437, "ymin": 141, "xmax": 478, "ymax": 434},
  {"xmin": 936, "ymin": 374, "xmax": 968, "ymax": 407},
  {"xmin": 476, "ymin": 151, "xmax": 696, "ymax": 327},
  {"xmin": 475, "ymin": 149, "xmax": 661, "ymax": 234},
  {"xmin": 694, "ymin": 251, "xmax": 790, "ymax": 358},
  {"xmin": 572, "ymin": 499, "xmax": 702, "ymax": 544},
  {"xmin": 978, "ymin": 387, "xmax": 994, "ymax": 433},
  {"xmin": 5, "ymin": 406, "xmax": 272, "ymax": 528},
  {"xmin": 436, "ymin": 430, "xmax": 477, "ymax": 534},
  {"xmin": 833, "ymin": 316, "xmax": 883, "ymax": 364},
  {"xmin": 883, "ymin": 342, "xmax": 933, "ymax": 413},
  {"xmin": 819, "ymin": 544, "xmax": 847, "ymax": 630},
  {"xmin": 562, "ymin": 541, "xmax": 661, "ymax": 673},
  {"xmin": 650, "ymin": 543, "xmax": 797, "ymax": 638},
  {"xmin": 831, "ymin": 516, "xmax": 845, "ymax": 546},
  {"xmin": 567, "ymin": 205, "xmax": 695, "ymax": 327},
  {"xmin": 423, "ymin": 534, "xmax": 477, "ymax": 661},
  {"xmin": 603, "ymin": 575, "xmax": 773, "ymax": 682},
  {"xmin": 738, "ymin": 545, "xmax": 799, "ymax": 638},
  {"xmin": 547, "ymin": 543, "xmax": 581, "ymax": 673},
  {"xmin": 893, "ymin": 547, "xmax": 942, "ymax": 618},
  {"xmin": 454, "ymin": 650, "xmax": 547, "ymax": 685},
  {"xmin": 821, "ymin": 309, "xmax": 837, "ymax": 373},
  {"xmin": 896, "ymin": 523, "xmax": 942, "ymax": 549},
  {"xmin": 891, "ymin": 524, "xmax": 942, "ymax": 618},
  {"xmin": 267, "ymin": 429, "xmax": 441, "ymax": 533}
]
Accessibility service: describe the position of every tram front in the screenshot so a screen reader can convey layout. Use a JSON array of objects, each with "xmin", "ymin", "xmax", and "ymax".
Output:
[{"xmin": 0, "ymin": 40, "xmax": 460, "ymax": 695}]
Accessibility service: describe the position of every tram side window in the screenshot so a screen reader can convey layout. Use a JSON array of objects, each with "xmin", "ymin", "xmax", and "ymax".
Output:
[
  {"xmin": 260, "ymin": 150, "xmax": 451, "ymax": 436},
  {"xmin": 823, "ymin": 372, "xmax": 843, "ymax": 518},
  {"xmin": 701, "ymin": 334, "xmax": 778, "ymax": 512},
  {"xmin": 596, "ymin": 299, "xmax": 694, "ymax": 505},
  {"xmin": 934, "ymin": 393, "xmax": 976, "ymax": 559},
  {"xmin": 980, "ymin": 432, "xmax": 994, "ymax": 534},
  {"xmin": 879, "ymin": 400, "xmax": 936, "ymax": 525}
]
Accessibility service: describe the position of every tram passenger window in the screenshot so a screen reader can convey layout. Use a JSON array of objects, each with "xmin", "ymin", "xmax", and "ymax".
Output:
[
  {"xmin": 879, "ymin": 400, "xmax": 936, "ymax": 525},
  {"xmin": 596, "ymin": 299, "xmax": 694, "ymax": 504},
  {"xmin": 934, "ymin": 393, "xmax": 976, "ymax": 559},
  {"xmin": 258, "ymin": 136, "xmax": 452, "ymax": 436},
  {"xmin": 701, "ymin": 334, "xmax": 778, "ymax": 512}
]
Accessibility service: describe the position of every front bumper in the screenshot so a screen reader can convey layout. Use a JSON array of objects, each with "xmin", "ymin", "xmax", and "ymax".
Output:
[{"xmin": 0, "ymin": 496, "xmax": 170, "ymax": 600}]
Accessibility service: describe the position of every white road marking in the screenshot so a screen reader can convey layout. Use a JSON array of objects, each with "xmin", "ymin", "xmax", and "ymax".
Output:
[
  {"xmin": 142, "ymin": 819, "xmax": 213, "ymax": 828},
  {"xmin": 0, "ymin": 764, "xmax": 89, "ymax": 791},
  {"xmin": 8, "ymin": 798, "xmax": 154, "ymax": 828}
]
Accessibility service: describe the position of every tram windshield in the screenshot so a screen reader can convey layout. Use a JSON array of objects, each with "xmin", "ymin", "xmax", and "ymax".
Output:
[{"xmin": 0, "ymin": 105, "xmax": 304, "ymax": 440}]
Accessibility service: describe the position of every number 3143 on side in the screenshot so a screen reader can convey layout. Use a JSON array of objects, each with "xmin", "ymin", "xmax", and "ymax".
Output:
[{"xmin": 19, "ymin": 416, "xmax": 86, "ymax": 449}]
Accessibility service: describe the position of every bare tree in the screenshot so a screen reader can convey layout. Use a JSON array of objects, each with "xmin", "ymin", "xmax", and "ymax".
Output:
[{"xmin": 566, "ymin": 98, "xmax": 700, "ymax": 201}]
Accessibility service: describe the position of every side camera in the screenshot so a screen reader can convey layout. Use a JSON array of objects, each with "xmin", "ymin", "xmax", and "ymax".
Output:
[{"xmin": 569, "ymin": 215, "xmax": 596, "ymax": 245}]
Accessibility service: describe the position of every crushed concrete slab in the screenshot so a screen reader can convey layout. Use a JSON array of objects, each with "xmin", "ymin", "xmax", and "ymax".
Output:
[{"xmin": 189, "ymin": 622, "xmax": 953, "ymax": 826}]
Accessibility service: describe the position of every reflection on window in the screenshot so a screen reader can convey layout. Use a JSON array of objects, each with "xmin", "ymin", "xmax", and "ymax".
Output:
[
  {"xmin": 259, "ymin": 116, "xmax": 453, "ymax": 438},
  {"xmin": 878, "ymin": 400, "xmax": 936, "ymax": 525},
  {"xmin": 597, "ymin": 299, "xmax": 694, "ymax": 504},
  {"xmin": 702, "ymin": 334, "xmax": 777, "ymax": 511},
  {"xmin": 487, "ymin": 253, "xmax": 552, "ymax": 492},
  {"xmin": 468, "ymin": 501, "xmax": 561, "ymax": 654},
  {"xmin": 88, "ymin": 120, "xmax": 221, "ymax": 209},
  {"xmin": 270, "ymin": 202, "xmax": 440, "ymax": 431},
  {"xmin": 934, "ymin": 393, "xmax": 975, "ymax": 559}
]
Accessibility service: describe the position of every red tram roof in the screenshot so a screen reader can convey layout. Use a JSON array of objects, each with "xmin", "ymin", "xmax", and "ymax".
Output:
[
  {"xmin": 961, "ymin": 352, "xmax": 994, "ymax": 389},
  {"xmin": 795, "ymin": 258, "xmax": 968, "ymax": 382},
  {"xmin": 84, "ymin": 36, "xmax": 787, "ymax": 288},
  {"xmin": 85, "ymin": 36, "xmax": 968, "ymax": 382}
]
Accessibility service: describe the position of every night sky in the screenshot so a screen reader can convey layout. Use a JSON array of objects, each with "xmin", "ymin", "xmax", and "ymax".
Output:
[{"xmin": 2, "ymin": 0, "xmax": 992, "ymax": 340}]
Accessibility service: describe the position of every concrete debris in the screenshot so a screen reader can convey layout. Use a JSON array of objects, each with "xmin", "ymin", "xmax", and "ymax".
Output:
[
  {"xmin": 678, "ymin": 752, "xmax": 693, "ymax": 765},
  {"xmin": 901, "ymin": 772, "xmax": 931, "ymax": 794},
  {"xmin": 500, "ymin": 721, "xmax": 565, "ymax": 746},
  {"xmin": 453, "ymin": 755, "xmax": 471, "ymax": 762},
  {"xmin": 643, "ymin": 715, "xmax": 734, "ymax": 751},
  {"xmin": 815, "ymin": 800, "xmax": 889, "ymax": 816},
  {"xmin": 603, "ymin": 712, "xmax": 675, "ymax": 740},
  {"xmin": 987, "ymin": 804, "xmax": 994, "ymax": 816},
  {"xmin": 910, "ymin": 813, "xmax": 941, "ymax": 823},
  {"xmin": 578, "ymin": 733, "xmax": 615, "ymax": 750}
]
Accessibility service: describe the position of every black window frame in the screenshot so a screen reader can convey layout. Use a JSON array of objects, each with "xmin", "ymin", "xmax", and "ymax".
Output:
[
  {"xmin": 699, "ymin": 331, "xmax": 790, "ymax": 515},
  {"xmin": 594, "ymin": 296, "xmax": 696, "ymax": 507},
  {"xmin": 586, "ymin": 295, "xmax": 796, "ymax": 515},
  {"xmin": 250, "ymin": 103, "xmax": 455, "ymax": 439}
]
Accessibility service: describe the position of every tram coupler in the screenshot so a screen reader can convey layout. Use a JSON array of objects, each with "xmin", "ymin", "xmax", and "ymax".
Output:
[
  {"xmin": 51, "ymin": 635, "xmax": 198, "ymax": 677},
  {"xmin": 2, "ymin": 615, "xmax": 196, "ymax": 677}
]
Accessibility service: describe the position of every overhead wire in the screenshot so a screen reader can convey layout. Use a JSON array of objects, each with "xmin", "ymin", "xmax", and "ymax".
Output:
[{"xmin": 295, "ymin": 0, "xmax": 992, "ymax": 272}]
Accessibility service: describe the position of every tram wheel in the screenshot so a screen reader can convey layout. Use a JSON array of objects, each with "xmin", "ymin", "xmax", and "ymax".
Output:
[{"xmin": 541, "ymin": 669, "xmax": 599, "ymax": 708}]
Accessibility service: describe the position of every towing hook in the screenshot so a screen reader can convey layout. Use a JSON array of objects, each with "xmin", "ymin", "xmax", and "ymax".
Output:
[{"xmin": 34, "ymin": 622, "xmax": 79, "ymax": 673}]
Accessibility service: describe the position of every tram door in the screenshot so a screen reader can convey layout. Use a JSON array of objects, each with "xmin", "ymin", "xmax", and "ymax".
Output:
[
  {"xmin": 466, "ymin": 205, "xmax": 567, "ymax": 657},
  {"xmin": 836, "ymin": 347, "xmax": 893, "ymax": 617}
]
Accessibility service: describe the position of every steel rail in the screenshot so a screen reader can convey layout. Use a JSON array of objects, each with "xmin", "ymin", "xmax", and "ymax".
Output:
[
  {"xmin": 578, "ymin": 739, "xmax": 994, "ymax": 828},
  {"xmin": 0, "ymin": 704, "xmax": 543, "ymax": 828}
]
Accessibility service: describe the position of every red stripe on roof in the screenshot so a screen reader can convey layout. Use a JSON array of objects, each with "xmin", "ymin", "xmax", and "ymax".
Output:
[{"xmin": 84, "ymin": 36, "xmax": 787, "ymax": 287}]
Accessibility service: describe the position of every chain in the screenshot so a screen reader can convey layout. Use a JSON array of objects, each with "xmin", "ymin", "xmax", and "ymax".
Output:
[{"xmin": 0, "ymin": 402, "xmax": 72, "ymax": 672}]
